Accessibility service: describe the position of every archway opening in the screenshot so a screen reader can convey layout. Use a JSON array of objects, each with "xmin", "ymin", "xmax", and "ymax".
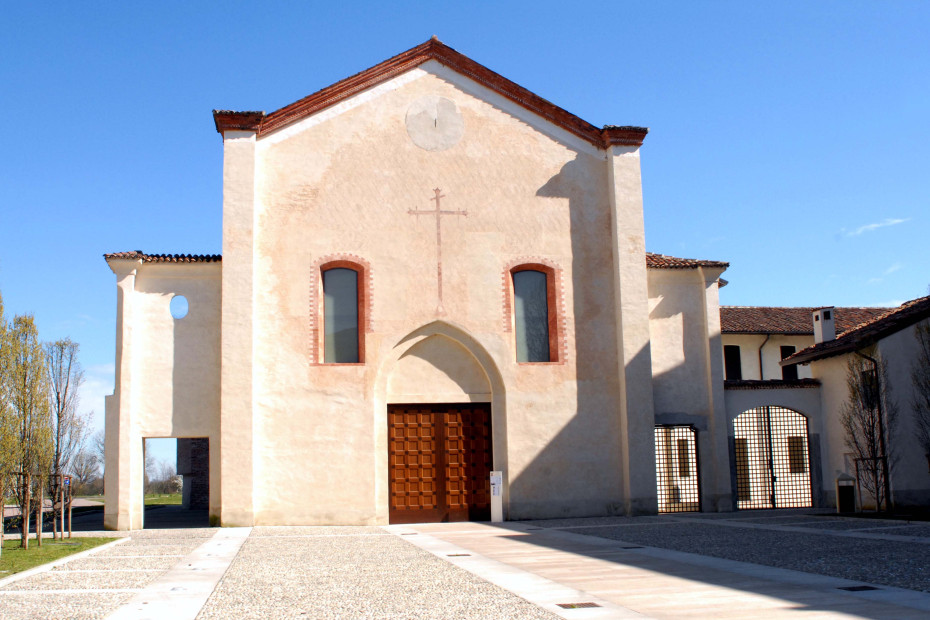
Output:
[
  {"xmin": 733, "ymin": 406, "xmax": 812, "ymax": 509},
  {"xmin": 141, "ymin": 437, "xmax": 209, "ymax": 528}
]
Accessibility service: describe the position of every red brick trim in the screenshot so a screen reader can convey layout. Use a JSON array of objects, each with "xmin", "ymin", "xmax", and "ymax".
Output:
[
  {"xmin": 309, "ymin": 254, "xmax": 373, "ymax": 364},
  {"xmin": 214, "ymin": 38, "xmax": 647, "ymax": 149},
  {"xmin": 502, "ymin": 258, "xmax": 567, "ymax": 364}
]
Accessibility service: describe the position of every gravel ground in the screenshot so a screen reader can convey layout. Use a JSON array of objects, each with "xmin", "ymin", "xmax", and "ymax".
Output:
[
  {"xmin": 56, "ymin": 555, "xmax": 181, "ymax": 571},
  {"xmin": 568, "ymin": 519, "xmax": 930, "ymax": 592},
  {"xmin": 251, "ymin": 526, "xmax": 389, "ymax": 537},
  {"xmin": 0, "ymin": 569, "xmax": 160, "ymax": 590},
  {"xmin": 97, "ymin": 543, "xmax": 194, "ymax": 556},
  {"xmin": 198, "ymin": 527, "xmax": 558, "ymax": 620},
  {"xmin": 0, "ymin": 592, "xmax": 135, "ymax": 620},
  {"xmin": 518, "ymin": 515, "xmax": 667, "ymax": 528}
]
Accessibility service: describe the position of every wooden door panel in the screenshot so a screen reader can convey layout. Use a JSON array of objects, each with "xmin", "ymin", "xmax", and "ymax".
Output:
[{"xmin": 388, "ymin": 404, "xmax": 492, "ymax": 524}]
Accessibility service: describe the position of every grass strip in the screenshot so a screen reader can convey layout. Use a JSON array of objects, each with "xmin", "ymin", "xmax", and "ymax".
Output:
[{"xmin": 0, "ymin": 537, "xmax": 114, "ymax": 575}]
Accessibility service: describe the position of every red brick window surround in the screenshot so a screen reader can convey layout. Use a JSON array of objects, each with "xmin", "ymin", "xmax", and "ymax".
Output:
[
  {"xmin": 310, "ymin": 255, "xmax": 372, "ymax": 365},
  {"xmin": 503, "ymin": 260, "xmax": 565, "ymax": 364}
]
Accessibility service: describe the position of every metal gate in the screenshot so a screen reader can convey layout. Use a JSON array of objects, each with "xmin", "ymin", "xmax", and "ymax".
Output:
[
  {"xmin": 655, "ymin": 425, "xmax": 700, "ymax": 513},
  {"xmin": 733, "ymin": 406, "xmax": 812, "ymax": 509}
]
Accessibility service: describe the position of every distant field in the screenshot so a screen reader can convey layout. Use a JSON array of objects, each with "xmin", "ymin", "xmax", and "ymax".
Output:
[{"xmin": 144, "ymin": 493, "xmax": 182, "ymax": 506}]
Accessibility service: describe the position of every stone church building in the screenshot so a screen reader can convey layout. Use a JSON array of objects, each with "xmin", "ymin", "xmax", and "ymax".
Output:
[{"xmin": 109, "ymin": 38, "xmax": 918, "ymax": 530}]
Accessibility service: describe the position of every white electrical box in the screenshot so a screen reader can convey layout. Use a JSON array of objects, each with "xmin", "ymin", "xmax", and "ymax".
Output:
[{"xmin": 490, "ymin": 471, "xmax": 503, "ymax": 522}]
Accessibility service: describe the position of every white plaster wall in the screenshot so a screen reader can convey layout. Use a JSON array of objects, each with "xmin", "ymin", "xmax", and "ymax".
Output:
[
  {"xmin": 648, "ymin": 270, "xmax": 712, "ymax": 415},
  {"xmin": 721, "ymin": 334, "xmax": 814, "ymax": 380},
  {"xmin": 132, "ymin": 264, "xmax": 221, "ymax": 438},
  {"xmin": 236, "ymin": 64, "xmax": 638, "ymax": 524}
]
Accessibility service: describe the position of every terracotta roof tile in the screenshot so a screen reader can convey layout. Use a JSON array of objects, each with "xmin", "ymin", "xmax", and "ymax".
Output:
[
  {"xmin": 721, "ymin": 306, "xmax": 889, "ymax": 335},
  {"xmin": 645, "ymin": 253, "xmax": 729, "ymax": 270},
  {"xmin": 104, "ymin": 251, "xmax": 222, "ymax": 264},
  {"xmin": 783, "ymin": 295, "xmax": 930, "ymax": 365},
  {"xmin": 213, "ymin": 38, "xmax": 648, "ymax": 149}
]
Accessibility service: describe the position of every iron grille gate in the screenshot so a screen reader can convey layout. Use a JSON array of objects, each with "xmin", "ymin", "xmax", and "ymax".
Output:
[
  {"xmin": 733, "ymin": 406, "xmax": 812, "ymax": 509},
  {"xmin": 654, "ymin": 425, "xmax": 700, "ymax": 513}
]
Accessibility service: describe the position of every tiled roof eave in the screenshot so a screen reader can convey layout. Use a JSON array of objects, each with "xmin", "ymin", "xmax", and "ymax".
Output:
[
  {"xmin": 103, "ymin": 251, "xmax": 222, "ymax": 264},
  {"xmin": 724, "ymin": 379, "xmax": 821, "ymax": 390},
  {"xmin": 645, "ymin": 252, "xmax": 729, "ymax": 270},
  {"xmin": 723, "ymin": 330, "xmax": 814, "ymax": 335}
]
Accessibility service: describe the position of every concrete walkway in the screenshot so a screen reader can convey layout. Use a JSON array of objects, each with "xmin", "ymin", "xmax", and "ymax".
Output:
[{"xmin": 0, "ymin": 513, "xmax": 928, "ymax": 618}]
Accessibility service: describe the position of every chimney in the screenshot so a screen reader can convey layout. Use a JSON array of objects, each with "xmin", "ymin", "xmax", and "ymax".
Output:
[{"xmin": 813, "ymin": 307, "xmax": 836, "ymax": 344}]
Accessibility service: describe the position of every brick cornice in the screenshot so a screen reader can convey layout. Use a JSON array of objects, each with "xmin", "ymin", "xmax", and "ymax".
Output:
[
  {"xmin": 214, "ymin": 38, "xmax": 647, "ymax": 149},
  {"xmin": 213, "ymin": 110, "xmax": 265, "ymax": 134}
]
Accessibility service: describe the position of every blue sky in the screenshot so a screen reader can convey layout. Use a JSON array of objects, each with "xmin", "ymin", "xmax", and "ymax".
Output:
[{"xmin": 1, "ymin": 2, "xmax": 928, "ymax": 463}]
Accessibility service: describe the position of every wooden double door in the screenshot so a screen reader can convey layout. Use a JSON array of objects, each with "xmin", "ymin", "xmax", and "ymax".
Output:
[{"xmin": 388, "ymin": 403, "xmax": 492, "ymax": 524}]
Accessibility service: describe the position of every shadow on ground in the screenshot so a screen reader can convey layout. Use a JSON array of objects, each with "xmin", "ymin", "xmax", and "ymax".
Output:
[
  {"xmin": 4, "ymin": 505, "xmax": 210, "ymax": 533},
  {"xmin": 469, "ymin": 510, "xmax": 930, "ymax": 620}
]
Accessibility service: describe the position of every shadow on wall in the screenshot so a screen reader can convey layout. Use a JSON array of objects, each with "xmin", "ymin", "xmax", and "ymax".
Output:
[{"xmin": 502, "ymin": 154, "xmax": 646, "ymax": 519}]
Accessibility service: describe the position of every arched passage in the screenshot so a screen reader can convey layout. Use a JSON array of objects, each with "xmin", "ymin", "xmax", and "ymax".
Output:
[
  {"xmin": 733, "ymin": 406, "xmax": 812, "ymax": 509},
  {"xmin": 374, "ymin": 321, "xmax": 507, "ymax": 524}
]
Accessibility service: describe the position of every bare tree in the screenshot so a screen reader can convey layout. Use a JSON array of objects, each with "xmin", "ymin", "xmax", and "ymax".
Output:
[
  {"xmin": 91, "ymin": 429, "xmax": 105, "ymax": 494},
  {"xmin": 911, "ymin": 322, "xmax": 930, "ymax": 471},
  {"xmin": 70, "ymin": 448, "xmax": 99, "ymax": 490},
  {"xmin": 92, "ymin": 429, "xmax": 105, "ymax": 464},
  {"xmin": 46, "ymin": 339, "xmax": 87, "ymax": 478},
  {"xmin": 840, "ymin": 351, "xmax": 899, "ymax": 512},
  {"xmin": 9, "ymin": 316, "xmax": 53, "ymax": 548},
  {"xmin": 144, "ymin": 439, "xmax": 155, "ymax": 494}
]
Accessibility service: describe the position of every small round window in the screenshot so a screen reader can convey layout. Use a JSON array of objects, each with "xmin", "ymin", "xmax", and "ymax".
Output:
[{"xmin": 169, "ymin": 295, "xmax": 189, "ymax": 319}]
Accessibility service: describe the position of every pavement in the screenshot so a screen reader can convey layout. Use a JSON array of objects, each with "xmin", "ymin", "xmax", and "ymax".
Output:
[
  {"xmin": 3, "ymin": 499, "xmax": 103, "ymax": 519},
  {"xmin": 0, "ymin": 510, "xmax": 928, "ymax": 619}
]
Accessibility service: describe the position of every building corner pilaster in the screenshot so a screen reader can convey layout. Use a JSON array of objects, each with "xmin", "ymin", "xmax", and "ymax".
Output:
[
  {"xmin": 105, "ymin": 260, "xmax": 142, "ymax": 530},
  {"xmin": 606, "ymin": 145, "xmax": 658, "ymax": 515},
  {"xmin": 219, "ymin": 129, "xmax": 258, "ymax": 526}
]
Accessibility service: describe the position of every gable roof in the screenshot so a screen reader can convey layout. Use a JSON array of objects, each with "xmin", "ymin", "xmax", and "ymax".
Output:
[
  {"xmin": 212, "ymin": 37, "xmax": 648, "ymax": 149},
  {"xmin": 782, "ymin": 295, "xmax": 930, "ymax": 365},
  {"xmin": 721, "ymin": 306, "xmax": 889, "ymax": 335}
]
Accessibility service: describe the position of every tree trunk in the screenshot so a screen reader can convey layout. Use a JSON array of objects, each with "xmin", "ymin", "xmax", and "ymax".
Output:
[
  {"xmin": 21, "ymin": 474, "xmax": 31, "ymax": 550},
  {"xmin": 35, "ymin": 479, "xmax": 44, "ymax": 547},
  {"xmin": 0, "ymin": 480, "xmax": 5, "ymax": 557}
]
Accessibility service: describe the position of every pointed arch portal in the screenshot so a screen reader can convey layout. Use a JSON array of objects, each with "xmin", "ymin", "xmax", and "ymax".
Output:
[{"xmin": 376, "ymin": 321, "xmax": 505, "ymax": 524}]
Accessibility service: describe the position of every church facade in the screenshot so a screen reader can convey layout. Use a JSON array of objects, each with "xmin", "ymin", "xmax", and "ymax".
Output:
[{"xmin": 104, "ymin": 39, "xmax": 736, "ymax": 529}]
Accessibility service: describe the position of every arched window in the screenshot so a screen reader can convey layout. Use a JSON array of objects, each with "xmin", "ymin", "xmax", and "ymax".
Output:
[
  {"xmin": 511, "ymin": 266, "xmax": 558, "ymax": 363},
  {"xmin": 314, "ymin": 258, "xmax": 371, "ymax": 364},
  {"xmin": 323, "ymin": 267, "xmax": 358, "ymax": 363}
]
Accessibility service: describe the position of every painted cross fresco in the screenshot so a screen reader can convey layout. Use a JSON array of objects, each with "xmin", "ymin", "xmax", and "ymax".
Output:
[{"xmin": 408, "ymin": 188, "xmax": 467, "ymax": 314}]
